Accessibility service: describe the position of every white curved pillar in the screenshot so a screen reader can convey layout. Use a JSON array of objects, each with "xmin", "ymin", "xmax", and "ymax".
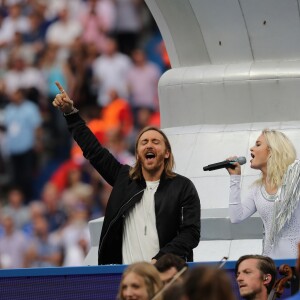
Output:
[{"xmin": 145, "ymin": 0, "xmax": 300, "ymax": 261}]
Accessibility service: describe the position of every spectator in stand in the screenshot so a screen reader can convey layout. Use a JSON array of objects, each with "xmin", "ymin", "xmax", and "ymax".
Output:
[
  {"xmin": 39, "ymin": 43, "xmax": 74, "ymax": 158},
  {"xmin": 22, "ymin": 200, "xmax": 46, "ymax": 238},
  {"xmin": 23, "ymin": 215, "xmax": 62, "ymax": 268},
  {"xmin": 22, "ymin": 10, "xmax": 48, "ymax": 60},
  {"xmin": 0, "ymin": 12, "xmax": 12, "ymax": 68},
  {"xmin": 43, "ymin": 0, "xmax": 82, "ymax": 22},
  {"xmin": 7, "ymin": 31, "xmax": 37, "ymax": 69},
  {"xmin": 26, "ymin": 0, "xmax": 57, "ymax": 31},
  {"xmin": 60, "ymin": 164, "xmax": 93, "ymax": 214},
  {"xmin": 56, "ymin": 202, "xmax": 90, "ymax": 266},
  {"xmin": 45, "ymin": 3, "xmax": 82, "ymax": 61},
  {"xmin": 49, "ymin": 158, "xmax": 83, "ymax": 193},
  {"xmin": 78, "ymin": 0, "xmax": 116, "ymax": 54},
  {"xmin": 66, "ymin": 39, "xmax": 96, "ymax": 109},
  {"xmin": 0, "ymin": 213, "xmax": 28, "ymax": 269},
  {"xmin": 92, "ymin": 36, "xmax": 132, "ymax": 107},
  {"xmin": 0, "ymin": 2, "xmax": 30, "ymax": 44},
  {"xmin": 40, "ymin": 182, "xmax": 67, "ymax": 232},
  {"xmin": 0, "ymin": 78, "xmax": 9, "ymax": 189},
  {"xmin": 114, "ymin": 0, "xmax": 144, "ymax": 56},
  {"xmin": 0, "ymin": 9, "xmax": 12, "ymax": 43},
  {"xmin": 101, "ymin": 89, "xmax": 134, "ymax": 137},
  {"xmin": 0, "ymin": 123, "xmax": 10, "ymax": 189},
  {"xmin": 2, "ymin": 186, "xmax": 30, "ymax": 230},
  {"xmin": 2, "ymin": 88, "xmax": 43, "ymax": 201},
  {"xmin": 39, "ymin": 42, "xmax": 74, "ymax": 106},
  {"xmin": 84, "ymin": 40, "xmax": 101, "ymax": 71},
  {"xmin": 127, "ymin": 48, "xmax": 161, "ymax": 114},
  {"xmin": 3, "ymin": 53, "xmax": 47, "ymax": 99}
]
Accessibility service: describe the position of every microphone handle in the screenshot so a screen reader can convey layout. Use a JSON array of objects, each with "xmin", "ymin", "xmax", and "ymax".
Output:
[{"xmin": 203, "ymin": 160, "xmax": 235, "ymax": 171}]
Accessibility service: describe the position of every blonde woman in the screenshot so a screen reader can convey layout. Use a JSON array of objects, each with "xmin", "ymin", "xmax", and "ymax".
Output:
[
  {"xmin": 227, "ymin": 129, "xmax": 300, "ymax": 258},
  {"xmin": 117, "ymin": 262, "xmax": 163, "ymax": 300}
]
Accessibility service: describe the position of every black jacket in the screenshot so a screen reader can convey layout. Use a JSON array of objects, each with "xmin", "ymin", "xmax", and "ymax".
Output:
[{"xmin": 66, "ymin": 113, "xmax": 201, "ymax": 265}]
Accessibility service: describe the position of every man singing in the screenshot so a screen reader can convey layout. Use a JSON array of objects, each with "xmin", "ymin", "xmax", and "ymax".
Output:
[{"xmin": 53, "ymin": 81, "xmax": 201, "ymax": 265}]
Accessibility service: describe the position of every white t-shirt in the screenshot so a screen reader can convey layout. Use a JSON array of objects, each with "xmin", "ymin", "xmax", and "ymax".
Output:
[{"xmin": 122, "ymin": 180, "xmax": 160, "ymax": 264}]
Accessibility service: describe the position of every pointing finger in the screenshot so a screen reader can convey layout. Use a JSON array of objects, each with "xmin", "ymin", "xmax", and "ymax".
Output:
[
  {"xmin": 55, "ymin": 81, "xmax": 65, "ymax": 94},
  {"xmin": 55, "ymin": 81, "xmax": 72, "ymax": 102}
]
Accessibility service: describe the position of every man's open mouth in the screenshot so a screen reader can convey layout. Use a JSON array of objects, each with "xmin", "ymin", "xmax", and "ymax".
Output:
[{"xmin": 145, "ymin": 152, "xmax": 156, "ymax": 160}]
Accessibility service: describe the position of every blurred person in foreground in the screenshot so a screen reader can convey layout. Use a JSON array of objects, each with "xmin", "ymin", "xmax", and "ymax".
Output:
[
  {"xmin": 162, "ymin": 281, "xmax": 186, "ymax": 300},
  {"xmin": 117, "ymin": 261, "xmax": 163, "ymax": 300},
  {"xmin": 154, "ymin": 253, "xmax": 187, "ymax": 285},
  {"xmin": 52, "ymin": 81, "xmax": 200, "ymax": 265},
  {"xmin": 286, "ymin": 243, "xmax": 300, "ymax": 299},
  {"xmin": 184, "ymin": 265, "xmax": 237, "ymax": 300},
  {"xmin": 235, "ymin": 254, "xmax": 277, "ymax": 300}
]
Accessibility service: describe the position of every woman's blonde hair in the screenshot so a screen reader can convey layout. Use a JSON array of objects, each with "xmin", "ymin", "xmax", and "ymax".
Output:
[
  {"xmin": 257, "ymin": 129, "xmax": 296, "ymax": 188},
  {"xmin": 129, "ymin": 126, "xmax": 175, "ymax": 180},
  {"xmin": 117, "ymin": 261, "xmax": 163, "ymax": 300}
]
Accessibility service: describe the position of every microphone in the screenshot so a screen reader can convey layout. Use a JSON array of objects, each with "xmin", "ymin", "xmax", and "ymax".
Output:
[{"xmin": 203, "ymin": 156, "xmax": 246, "ymax": 171}]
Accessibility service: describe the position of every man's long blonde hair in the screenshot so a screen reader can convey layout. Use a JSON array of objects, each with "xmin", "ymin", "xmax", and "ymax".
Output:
[
  {"xmin": 257, "ymin": 129, "xmax": 296, "ymax": 188},
  {"xmin": 129, "ymin": 126, "xmax": 175, "ymax": 180}
]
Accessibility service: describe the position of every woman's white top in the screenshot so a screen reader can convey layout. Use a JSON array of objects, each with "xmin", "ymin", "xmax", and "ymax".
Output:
[{"xmin": 229, "ymin": 162, "xmax": 300, "ymax": 259}]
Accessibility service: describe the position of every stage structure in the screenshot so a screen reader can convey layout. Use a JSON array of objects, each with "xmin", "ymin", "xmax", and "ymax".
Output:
[
  {"xmin": 85, "ymin": 0, "xmax": 300, "ymax": 265},
  {"xmin": 0, "ymin": 259, "xmax": 296, "ymax": 300}
]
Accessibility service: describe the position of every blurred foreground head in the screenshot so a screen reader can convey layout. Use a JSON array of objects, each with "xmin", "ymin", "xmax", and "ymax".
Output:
[{"xmin": 184, "ymin": 265, "xmax": 237, "ymax": 300}]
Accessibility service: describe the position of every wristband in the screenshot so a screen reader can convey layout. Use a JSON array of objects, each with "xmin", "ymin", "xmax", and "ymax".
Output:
[{"xmin": 64, "ymin": 107, "xmax": 79, "ymax": 116}]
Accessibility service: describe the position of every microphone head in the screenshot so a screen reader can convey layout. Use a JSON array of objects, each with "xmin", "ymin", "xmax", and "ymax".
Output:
[{"xmin": 236, "ymin": 156, "xmax": 247, "ymax": 165}]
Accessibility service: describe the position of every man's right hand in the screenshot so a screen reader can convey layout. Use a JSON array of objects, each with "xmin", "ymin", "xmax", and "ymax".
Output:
[{"xmin": 52, "ymin": 81, "xmax": 74, "ymax": 114}]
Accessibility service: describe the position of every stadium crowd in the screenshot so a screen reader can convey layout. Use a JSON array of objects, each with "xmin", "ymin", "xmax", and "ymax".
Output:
[
  {"xmin": 0, "ymin": 0, "xmax": 170, "ymax": 269},
  {"xmin": 1, "ymin": 2, "xmax": 299, "ymax": 300}
]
